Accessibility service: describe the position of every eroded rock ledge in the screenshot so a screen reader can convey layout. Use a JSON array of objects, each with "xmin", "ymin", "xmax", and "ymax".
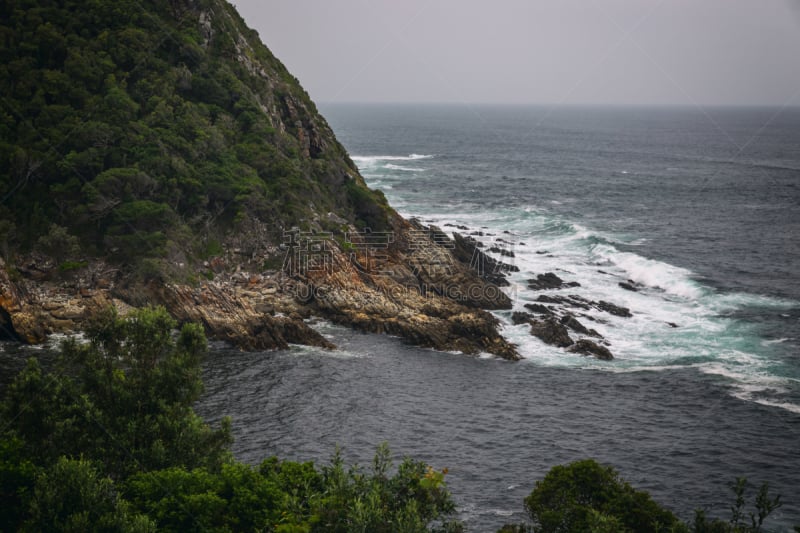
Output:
[{"xmin": 0, "ymin": 222, "xmax": 520, "ymax": 360}]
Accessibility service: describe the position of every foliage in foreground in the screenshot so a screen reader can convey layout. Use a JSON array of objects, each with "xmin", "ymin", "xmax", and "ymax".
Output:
[
  {"xmin": 0, "ymin": 306, "xmax": 792, "ymax": 532},
  {"xmin": 498, "ymin": 459, "xmax": 786, "ymax": 533},
  {"xmin": 0, "ymin": 307, "xmax": 459, "ymax": 532}
]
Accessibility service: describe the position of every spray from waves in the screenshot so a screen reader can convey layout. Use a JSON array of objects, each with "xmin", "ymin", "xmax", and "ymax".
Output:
[
  {"xmin": 590, "ymin": 243, "xmax": 706, "ymax": 300},
  {"xmin": 385, "ymin": 164, "xmax": 427, "ymax": 172},
  {"xmin": 351, "ymin": 154, "xmax": 434, "ymax": 166}
]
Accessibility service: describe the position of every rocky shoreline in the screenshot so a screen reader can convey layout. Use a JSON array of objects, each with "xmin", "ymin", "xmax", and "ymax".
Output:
[
  {"xmin": 0, "ymin": 219, "xmax": 521, "ymax": 360},
  {"xmin": 1, "ymin": 215, "xmax": 643, "ymax": 362}
]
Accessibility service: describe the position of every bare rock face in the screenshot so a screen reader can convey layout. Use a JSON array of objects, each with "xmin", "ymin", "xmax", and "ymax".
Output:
[
  {"xmin": 145, "ymin": 281, "xmax": 334, "ymax": 352},
  {"xmin": 0, "ymin": 220, "xmax": 520, "ymax": 360},
  {"xmin": 299, "ymin": 223, "xmax": 520, "ymax": 360}
]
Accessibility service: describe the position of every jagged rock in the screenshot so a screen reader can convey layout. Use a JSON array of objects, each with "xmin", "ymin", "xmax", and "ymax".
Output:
[
  {"xmin": 529, "ymin": 272, "xmax": 563, "ymax": 289},
  {"xmin": 488, "ymin": 246, "xmax": 515, "ymax": 258},
  {"xmin": 524, "ymin": 303, "xmax": 553, "ymax": 315},
  {"xmin": 528, "ymin": 272, "xmax": 580, "ymax": 290},
  {"xmin": 568, "ymin": 339, "xmax": 614, "ymax": 360},
  {"xmin": 560, "ymin": 314, "xmax": 603, "ymax": 339},
  {"xmin": 511, "ymin": 311, "xmax": 534, "ymax": 325},
  {"xmin": 535, "ymin": 294, "xmax": 591, "ymax": 310},
  {"xmin": 148, "ymin": 282, "xmax": 334, "ymax": 351},
  {"xmin": 451, "ymin": 233, "xmax": 518, "ymax": 288},
  {"xmin": 560, "ymin": 314, "xmax": 588, "ymax": 334},
  {"xmin": 536, "ymin": 294, "xmax": 566, "ymax": 304},
  {"xmin": 619, "ymin": 281, "xmax": 639, "ymax": 292},
  {"xmin": 530, "ymin": 317, "xmax": 574, "ymax": 348},
  {"xmin": 596, "ymin": 300, "xmax": 632, "ymax": 318}
]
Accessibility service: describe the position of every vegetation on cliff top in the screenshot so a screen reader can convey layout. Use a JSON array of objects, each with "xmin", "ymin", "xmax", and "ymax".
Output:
[{"xmin": 0, "ymin": 0, "xmax": 392, "ymax": 272}]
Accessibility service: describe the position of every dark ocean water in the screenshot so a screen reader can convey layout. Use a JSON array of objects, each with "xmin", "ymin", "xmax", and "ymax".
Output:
[
  {"xmin": 198, "ymin": 105, "xmax": 800, "ymax": 531},
  {"xmin": 3, "ymin": 105, "xmax": 799, "ymax": 531}
]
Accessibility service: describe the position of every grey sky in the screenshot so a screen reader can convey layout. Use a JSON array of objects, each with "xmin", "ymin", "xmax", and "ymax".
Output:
[{"xmin": 230, "ymin": 0, "xmax": 800, "ymax": 106}]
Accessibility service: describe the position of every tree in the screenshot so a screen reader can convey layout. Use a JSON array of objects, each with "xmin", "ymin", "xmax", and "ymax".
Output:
[
  {"xmin": 522, "ymin": 459, "xmax": 685, "ymax": 533},
  {"xmin": 0, "ymin": 306, "xmax": 232, "ymax": 480},
  {"xmin": 24, "ymin": 457, "xmax": 155, "ymax": 532}
]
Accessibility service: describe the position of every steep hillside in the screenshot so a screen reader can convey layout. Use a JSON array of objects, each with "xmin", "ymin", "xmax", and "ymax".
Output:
[
  {"xmin": 0, "ymin": 0, "xmax": 519, "ymax": 359},
  {"xmin": 0, "ymin": 0, "xmax": 390, "ymax": 268}
]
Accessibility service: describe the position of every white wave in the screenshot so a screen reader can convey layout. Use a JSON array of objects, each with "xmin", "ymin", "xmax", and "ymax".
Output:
[
  {"xmin": 385, "ymin": 163, "xmax": 426, "ymax": 172},
  {"xmin": 591, "ymin": 243, "xmax": 704, "ymax": 300},
  {"xmin": 351, "ymin": 154, "xmax": 434, "ymax": 165},
  {"xmin": 742, "ymin": 397, "xmax": 800, "ymax": 414},
  {"xmin": 762, "ymin": 338, "xmax": 791, "ymax": 346}
]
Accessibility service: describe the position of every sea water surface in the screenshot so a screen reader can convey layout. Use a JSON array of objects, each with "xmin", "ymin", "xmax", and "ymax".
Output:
[{"xmin": 197, "ymin": 105, "xmax": 800, "ymax": 531}]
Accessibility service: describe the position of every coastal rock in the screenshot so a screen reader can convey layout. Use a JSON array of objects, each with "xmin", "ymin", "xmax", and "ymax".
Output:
[
  {"xmin": 511, "ymin": 311, "xmax": 535, "ymax": 325},
  {"xmin": 524, "ymin": 303, "xmax": 554, "ymax": 315},
  {"xmin": 596, "ymin": 300, "xmax": 632, "ymax": 318},
  {"xmin": 488, "ymin": 246, "xmax": 515, "ymax": 258},
  {"xmin": 302, "ymin": 225, "xmax": 520, "ymax": 360},
  {"xmin": 536, "ymin": 294, "xmax": 592, "ymax": 310},
  {"xmin": 560, "ymin": 314, "xmax": 593, "ymax": 336},
  {"xmin": 147, "ymin": 281, "xmax": 334, "ymax": 351},
  {"xmin": 451, "ymin": 232, "xmax": 518, "ymax": 288},
  {"xmin": 528, "ymin": 272, "xmax": 564, "ymax": 290},
  {"xmin": 529, "ymin": 317, "xmax": 574, "ymax": 348},
  {"xmin": 567, "ymin": 339, "xmax": 614, "ymax": 360},
  {"xmin": 619, "ymin": 281, "xmax": 639, "ymax": 292}
]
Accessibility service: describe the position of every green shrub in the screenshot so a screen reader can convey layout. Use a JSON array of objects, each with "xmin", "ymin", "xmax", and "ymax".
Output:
[{"xmin": 522, "ymin": 459, "xmax": 685, "ymax": 533}]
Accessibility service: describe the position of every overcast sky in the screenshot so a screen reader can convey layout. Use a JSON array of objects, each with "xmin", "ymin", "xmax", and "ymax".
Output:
[{"xmin": 230, "ymin": 0, "xmax": 800, "ymax": 106}]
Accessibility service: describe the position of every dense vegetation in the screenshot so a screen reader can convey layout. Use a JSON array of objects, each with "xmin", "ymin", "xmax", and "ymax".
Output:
[
  {"xmin": 0, "ymin": 0, "xmax": 391, "ymax": 272},
  {"xmin": 0, "ymin": 307, "xmax": 460, "ymax": 532},
  {"xmin": 500, "ymin": 460, "xmax": 786, "ymax": 533}
]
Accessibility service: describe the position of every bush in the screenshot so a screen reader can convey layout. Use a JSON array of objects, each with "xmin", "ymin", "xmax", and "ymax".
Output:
[
  {"xmin": 522, "ymin": 459, "xmax": 685, "ymax": 533},
  {"xmin": 0, "ymin": 306, "xmax": 232, "ymax": 479},
  {"xmin": 25, "ymin": 457, "xmax": 155, "ymax": 532}
]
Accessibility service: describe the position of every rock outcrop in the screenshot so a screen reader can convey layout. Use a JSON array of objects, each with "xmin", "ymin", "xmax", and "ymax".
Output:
[
  {"xmin": 529, "ymin": 317, "xmax": 574, "ymax": 348},
  {"xmin": 0, "ymin": 220, "xmax": 521, "ymax": 360},
  {"xmin": 567, "ymin": 339, "xmax": 614, "ymax": 361}
]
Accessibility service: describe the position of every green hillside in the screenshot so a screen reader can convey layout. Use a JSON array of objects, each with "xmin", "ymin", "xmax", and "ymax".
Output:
[{"xmin": 0, "ymin": 0, "xmax": 391, "ymax": 269}]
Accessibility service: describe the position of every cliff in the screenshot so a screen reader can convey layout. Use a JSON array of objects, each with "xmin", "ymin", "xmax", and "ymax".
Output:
[{"xmin": 0, "ymin": 0, "xmax": 519, "ymax": 359}]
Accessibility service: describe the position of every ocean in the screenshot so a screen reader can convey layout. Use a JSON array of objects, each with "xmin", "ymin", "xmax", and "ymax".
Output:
[{"xmin": 198, "ymin": 104, "xmax": 800, "ymax": 531}]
